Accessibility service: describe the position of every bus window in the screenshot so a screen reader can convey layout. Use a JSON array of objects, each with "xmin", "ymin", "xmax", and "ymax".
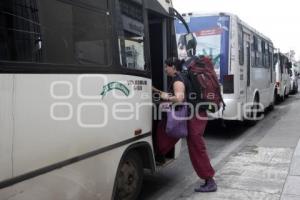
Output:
[
  {"xmin": 257, "ymin": 38, "xmax": 262, "ymax": 67},
  {"xmin": 264, "ymin": 44, "xmax": 269, "ymax": 68},
  {"xmin": 269, "ymin": 46, "xmax": 274, "ymax": 69},
  {"xmin": 261, "ymin": 40, "xmax": 265, "ymax": 67},
  {"xmin": 274, "ymin": 53, "xmax": 278, "ymax": 70},
  {"xmin": 251, "ymin": 36, "xmax": 257, "ymax": 67},
  {"xmin": 0, "ymin": 0, "xmax": 42, "ymax": 62},
  {"xmin": 238, "ymin": 24, "xmax": 244, "ymax": 65},
  {"xmin": 117, "ymin": 0, "xmax": 146, "ymax": 71},
  {"xmin": 0, "ymin": 0, "xmax": 111, "ymax": 66},
  {"xmin": 266, "ymin": 44, "xmax": 269, "ymax": 68},
  {"xmin": 175, "ymin": 15, "xmax": 230, "ymax": 78},
  {"xmin": 76, "ymin": 0, "xmax": 108, "ymax": 10},
  {"xmin": 280, "ymin": 55, "xmax": 284, "ymax": 74}
]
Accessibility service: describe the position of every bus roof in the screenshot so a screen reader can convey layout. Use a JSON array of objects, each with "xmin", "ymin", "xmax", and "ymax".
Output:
[
  {"xmin": 146, "ymin": 0, "xmax": 173, "ymax": 16},
  {"xmin": 181, "ymin": 12, "xmax": 273, "ymax": 44}
]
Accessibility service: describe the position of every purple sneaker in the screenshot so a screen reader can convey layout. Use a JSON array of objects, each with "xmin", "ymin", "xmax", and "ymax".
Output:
[{"xmin": 194, "ymin": 178, "xmax": 217, "ymax": 192}]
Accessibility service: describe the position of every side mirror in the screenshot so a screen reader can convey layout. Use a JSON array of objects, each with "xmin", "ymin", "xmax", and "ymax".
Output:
[{"xmin": 184, "ymin": 33, "xmax": 197, "ymax": 56}]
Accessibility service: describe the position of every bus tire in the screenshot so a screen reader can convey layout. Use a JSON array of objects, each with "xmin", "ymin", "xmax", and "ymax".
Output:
[
  {"xmin": 281, "ymin": 94, "xmax": 285, "ymax": 102},
  {"xmin": 284, "ymin": 87, "xmax": 289, "ymax": 98},
  {"xmin": 244, "ymin": 95, "xmax": 260, "ymax": 126},
  {"xmin": 113, "ymin": 151, "xmax": 143, "ymax": 200},
  {"xmin": 279, "ymin": 89, "xmax": 285, "ymax": 102},
  {"xmin": 268, "ymin": 91, "xmax": 276, "ymax": 111},
  {"xmin": 275, "ymin": 89, "xmax": 281, "ymax": 104}
]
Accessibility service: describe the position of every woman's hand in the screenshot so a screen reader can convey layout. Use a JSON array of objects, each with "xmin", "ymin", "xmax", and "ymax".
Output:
[
  {"xmin": 152, "ymin": 86, "xmax": 161, "ymax": 93},
  {"xmin": 160, "ymin": 92, "xmax": 170, "ymax": 101},
  {"xmin": 173, "ymin": 81, "xmax": 185, "ymax": 103}
]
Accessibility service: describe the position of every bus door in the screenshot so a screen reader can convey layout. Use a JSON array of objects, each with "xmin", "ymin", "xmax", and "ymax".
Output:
[
  {"xmin": 269, "ymin": 46, "xmax": 274, "ymax": 87},
  {"xmin": 147, "ymin": 5, "xmax": 182, "ymax": 161},
  {"xmin": 148, "ymin": 13, "xmax": 167, "ymax": 92},
  {"xmin": 0, "ymin": 75, "xmax": 13, "ymax": 182}
]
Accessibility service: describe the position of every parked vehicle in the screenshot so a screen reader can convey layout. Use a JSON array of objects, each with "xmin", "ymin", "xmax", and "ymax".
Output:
[
  {"xmin": 274, "ymin": 51, "xmax": 292, "ymax": 102},
  {"xmin": 0, "ymin": 0, "xmax": 191, "ymax": 199},
  {"xmin": 175, "ymin": 12, "xmax": 276, "ymax": 122},
  {"xmin": 290, "ymin": 65, "xmax": 299, "ymax": 94}
]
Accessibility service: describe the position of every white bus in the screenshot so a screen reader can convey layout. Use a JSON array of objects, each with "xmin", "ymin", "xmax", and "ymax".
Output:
[
  {"xmin": 175, "ymin": 12, "xmax": 276, "ymax": 122},
  {"xmin": 290, "ymin": 63, "xmax": 299, "ymax": 94},
  {"xmin": 274, "ymin": 51, "xmax": 292, "ymax": 101},
  {"xmin": 0, "ymin": 0, "xmax": 190, "ymax": 199}
]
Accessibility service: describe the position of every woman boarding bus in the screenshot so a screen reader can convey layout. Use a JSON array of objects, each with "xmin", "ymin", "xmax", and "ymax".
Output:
[{"xmin": 0, "ymin": 0, "xmax": 192, "ymax": 199}]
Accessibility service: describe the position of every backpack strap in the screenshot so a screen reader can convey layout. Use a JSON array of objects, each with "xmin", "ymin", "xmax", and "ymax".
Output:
[{"xmin": 176, "ymin": 73, "xmax": 188, "ymax": 102}]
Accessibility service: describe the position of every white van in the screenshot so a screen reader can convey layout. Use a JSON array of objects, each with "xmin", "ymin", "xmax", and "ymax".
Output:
[
  {"xmin": 274, "ymin": 51, "xmax": 291, "ymax": 102},
  {"xmin": 290, "ymin": 65, "xmax": 299, "ymax": 94}
]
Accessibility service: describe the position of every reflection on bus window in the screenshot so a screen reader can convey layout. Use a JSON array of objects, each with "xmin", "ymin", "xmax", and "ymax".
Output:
[
  {"xmin": 73, "ymin": 6, "xmax": 110, "ymax": 65},
  {"xmin": 0, "ymin": 0, "xmax": 42, "ymax": 62},
  {"xmin": 0, "ymin": 0, "xmax": 111, "ymax": 66},
  {"xmin": 122, "ymin": 37, "xmax": 144, "ymax": 70},
  {"xmin": 76, "ymin": 0, "xmax": 108, "ymax": 10},
  {"xmin": 117, "ymin": 0, "xmax": 145, "ymax": 71}
]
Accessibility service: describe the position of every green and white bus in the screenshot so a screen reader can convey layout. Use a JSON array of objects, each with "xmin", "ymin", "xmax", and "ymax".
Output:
[{"xmin": 0, "ymin": 0, "xmax": 190, "ymax": 199}]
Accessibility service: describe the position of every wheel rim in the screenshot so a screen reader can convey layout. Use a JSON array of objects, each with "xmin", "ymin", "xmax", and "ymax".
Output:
[
  {"xmin": 273, "ymin": 92, "xmax": 276, "ymax": 105},
  {"xmin": 250, "ymin": 98, "xmax": 259, "ymax": 120},
  {"xmin": 251, "ymin": 104, "xmax": 257, "ymax": 120},
  {"xmin": 116, "ymin": 160, "xmax": 140, "ymax": 200}
]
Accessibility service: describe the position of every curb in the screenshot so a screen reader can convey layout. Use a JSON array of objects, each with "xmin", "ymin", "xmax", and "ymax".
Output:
[{"xmin": 281, "ymin": 139, "xmax": 300, "ymax": 199}]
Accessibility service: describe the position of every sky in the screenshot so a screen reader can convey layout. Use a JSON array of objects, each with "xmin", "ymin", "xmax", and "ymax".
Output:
[{"xmin": 172, "ymin": 0, "xmax": 300, "ymax": 60}]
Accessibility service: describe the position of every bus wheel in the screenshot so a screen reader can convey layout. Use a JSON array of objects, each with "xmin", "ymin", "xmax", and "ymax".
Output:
[
  {"xmin": 114, "ymin": 151, "xmax": 143, "ymax": 200},
  {"xmin": 245, "ymin": 96, "xmax": 260, "ymax": 126},
  {"xmin": 269, "ymin": 91, "xmax": 276, "ymax": 111},
  {"xmin": 284, "ymin": 88, "xmax": 289, "ymax": 98},
  {"xmin": 275, "ymin": 89, "xmax": 281, "ymax": 104},
  {"xmin": 279, "ymin": 89, "xmax": 285, "ymax": 102}
]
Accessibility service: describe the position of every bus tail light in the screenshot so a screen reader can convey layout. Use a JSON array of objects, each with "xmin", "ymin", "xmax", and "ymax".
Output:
[{"xmin": 223, "ymin": 75, "xmax": 234, "ymax": 94}]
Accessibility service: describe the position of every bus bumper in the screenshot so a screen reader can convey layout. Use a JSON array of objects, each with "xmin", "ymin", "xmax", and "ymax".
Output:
[{"xmin": 208, "ymin": 99, "xmax": 243, "ymax": 121}]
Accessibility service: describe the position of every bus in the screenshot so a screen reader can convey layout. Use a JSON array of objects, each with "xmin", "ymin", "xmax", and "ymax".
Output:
[
  {"xmin": 0, "ymin": 0, "xmax": 191, "ymax": 199},
  {"xmin": 175, "ymin": 12, "xmax": 276, "ymax": 122},
  {"xmin": 290, "ymin": 63, "xmax": 299, "ymax": 94},
  {"xmin": 274, "ymin": 51, "xmax": 292, "ymax": 101}
]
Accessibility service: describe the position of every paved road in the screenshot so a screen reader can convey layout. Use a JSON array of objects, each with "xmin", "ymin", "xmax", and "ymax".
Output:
[{"xmin": 139, "ymin": 90, "xmax": 300, "ymax": 200}]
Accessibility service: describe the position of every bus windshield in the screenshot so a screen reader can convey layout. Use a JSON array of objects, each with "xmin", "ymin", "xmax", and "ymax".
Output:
[{"xmin": 175, "ymin": 15, "xmax": 230, "ymax": 81}]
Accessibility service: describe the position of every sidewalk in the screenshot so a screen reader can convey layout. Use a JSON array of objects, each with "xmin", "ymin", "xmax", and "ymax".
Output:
[
  {"xmin": 281, "ymin": 139, "xmax": 300, "ymax": 200},
  {"xmin": 177, "ymin": 142, "xmax": 300, "ymax": 200},
  {"xmin": 177, "ymin": 145, "xmax": 295, "ymax": 200},
  {"xmin": 176, "ymin": 95, "xmax": 300, "ymax": 200}
]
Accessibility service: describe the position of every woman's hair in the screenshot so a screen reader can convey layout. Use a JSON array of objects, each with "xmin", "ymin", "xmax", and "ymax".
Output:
[{"xmin": 165, "ymin": 57, "xmax": 185, "ymax": 72}]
